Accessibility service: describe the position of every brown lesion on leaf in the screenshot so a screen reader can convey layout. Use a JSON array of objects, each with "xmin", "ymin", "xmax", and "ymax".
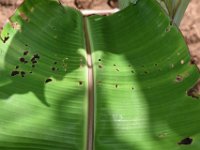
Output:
[
  {"xmin": 19, "ymin": 12, "xmax": 29, "ymax": 22},
  {"xmin": 187, "ymin": 80, "xmax": 200, "ymax": 99},
  {"xmin": 175, "ymin": 75, "xmax": 183, "ymax": 83}
]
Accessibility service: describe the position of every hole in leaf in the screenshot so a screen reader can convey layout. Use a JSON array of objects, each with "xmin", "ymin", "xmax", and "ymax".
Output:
[
  {"xmin": 19, "ymin": 57, "xmax": 28, "ymax": 63},
  {"xmin": 24, "ymin": 51, "xmax": 29, "ymax": 55},
  {"xmin": 178, "ymin": 137, "xmax": 193, "ymax": 145},
  {"xmin": 21, "ymin": 71, "xmax": 26, "ymax": 77},
  {"xmin": 45, "ymin": 78, "xmax": 52, "ymax": 83},
  {"xmin": 52, "ymin": 67, "xmax": 56, "ymax": 71},
  {"xmin": 79, "ymin": 81, "xmax": 83, "ymax": 85},
  {"xmin": 3, "ymin": 36, "xmax": 9, "ymax": 43},
  {"xmin": 98, "ymin": 59, "xmax": 101, "ymax": 62},
  {"xmin": 15, "ymin": 66, "xmax": 19, "ymax": 69},
  {"xmin": 11, "ymin": 70, "xmax": 19, "ymax": 76}
]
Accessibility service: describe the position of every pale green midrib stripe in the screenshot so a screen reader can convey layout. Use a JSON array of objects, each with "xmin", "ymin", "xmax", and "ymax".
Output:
[{"xmin": 83, "ymin": 16, "xmax": 95, "ymax": 150}]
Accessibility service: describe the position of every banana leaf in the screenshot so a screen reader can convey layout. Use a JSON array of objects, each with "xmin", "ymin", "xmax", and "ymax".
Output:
[{"xmin": 0, "ymin": 0, "xmax": 199, "ymax": 150}]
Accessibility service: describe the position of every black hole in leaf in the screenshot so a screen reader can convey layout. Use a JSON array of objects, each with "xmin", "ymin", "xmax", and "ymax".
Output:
[
  {"xmin": 16, "ymin": 66, "xmax": 19, "ymax": 69},
  {"xmin": 11, "ymin": 70, "xmax": 19, "ymax": 76},
  {"xmin": 32, "ymin": 65, "xmax": 35, "ymax": 68},
  {"xmin": 33, "ymin": 54, "xmax": 40, "ymax": 59},
  {"xmin": 24, "ymin": 51, "xmax": 29, "ymax": 55},
  {"xmin": 19, "ymin": 57, "xmax": 25, "ymax": 63},
  {"xmin": 79, "ymin": 81, "xmax": 83, "ymax": 85},
  {"xmin": 29, "ymin": 71, "xmax": 32, "ymax": 74},
  {"xmin": 21, "ymin": 71, "xmax": 26, "ymax": 77},
  {"xmin": 3, "ymin": 36, "xmax": 9, "ymax": 43},
  {"xmin": 54, "ymin": 62, "xmax": 57, "ymax": 65},
  {"xmin": 52, "ymin": 67, "xmax": 56, "ymax": 71},
  {"xmin": 32, "ymin": 60, "xmax": 37, "ymax": 64},
  {"xmin": 98, "ymin": 59, "xmax": 101, "ymax": 61},
  {"xmin": 178, "ymin": 137, "xmax": 193, "ymax": 145},
  {"xmin": 45, "ymin": 78, "xmax": 52, "ymax": 83}
]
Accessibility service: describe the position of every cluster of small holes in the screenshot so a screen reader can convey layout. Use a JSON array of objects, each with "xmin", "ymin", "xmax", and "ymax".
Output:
[{"xmin": 11, "ymin": 51, "xmax": 40, "ymax": 78}]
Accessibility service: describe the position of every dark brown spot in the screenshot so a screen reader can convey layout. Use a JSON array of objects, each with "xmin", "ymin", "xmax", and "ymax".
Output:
[
  {"xmin": 11, "ymin": 70, "xmax": 19, "ymax": 76},
  {"xmin": 23, "ymin": 51, "xmax": 29, "ymax": 55},
  {"xmin": 187, "ymin": 81, "xmax": 200, "ymax": 99},
  {"xmin": 45, "ymin": 78, "xmax": 52, "ymax": 83},
  {"xmin": 79, "ymin": 81, "xmax": 83, "ymax": 85},
  {"xmin": 190, "ymin": 58, "xmax": 196, "ymax": 65},
  {"xmin": 178, "ymin": 137, "xmax": 193, "ymax": 145},
  {"xmin": 176, "ymin": 75, "xmax": 183, "ymax": 82},
  {"xmin": 21, "ymin": 71, "xmax": 26, "ymax": 77}
]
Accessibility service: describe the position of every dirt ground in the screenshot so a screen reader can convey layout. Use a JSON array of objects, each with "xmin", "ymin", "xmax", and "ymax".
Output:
[{"xmin": 0, "ymin": 0, "xmax": 199, "ymax": 68}]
